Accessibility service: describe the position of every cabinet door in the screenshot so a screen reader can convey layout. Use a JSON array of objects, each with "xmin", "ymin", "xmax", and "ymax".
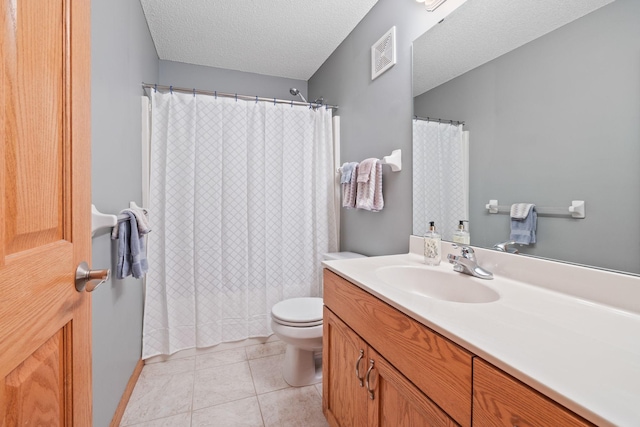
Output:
[
  {"xmin": 367, "ymin": 348, "xmax": 459, "ymax": 427},
  {"xmin": 323, "ymin": 307, "xmax": 368, "ymax": 427},
  {"xmin": 473, "ymin": 358, "xmax": 593, "ymax": 427}
]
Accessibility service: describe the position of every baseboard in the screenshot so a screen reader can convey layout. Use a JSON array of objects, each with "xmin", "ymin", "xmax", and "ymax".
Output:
[{"xmin": 110, "ymin": 359, "xmax": 144, "ymax": 427}]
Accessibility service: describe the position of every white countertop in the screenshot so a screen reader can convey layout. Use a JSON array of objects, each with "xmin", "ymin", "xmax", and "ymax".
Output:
[{"xmin": 322, "ymin": 237, "xmax": 640, "ymax": 427}]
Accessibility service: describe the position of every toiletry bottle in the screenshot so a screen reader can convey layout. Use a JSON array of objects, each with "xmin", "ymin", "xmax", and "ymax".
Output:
[
  {"xmin": 452, "ymin": 220, "xmax": 470, "ymax": 245},
  {"xmin": 423, "ymin": 221, "xmax": 441, "ymax": 266}
]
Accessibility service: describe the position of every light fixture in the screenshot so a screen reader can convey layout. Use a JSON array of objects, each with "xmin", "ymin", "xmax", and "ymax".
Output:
[{"xmin": 421, "ymin": 0, "xmax": 447, "ymax": 12}]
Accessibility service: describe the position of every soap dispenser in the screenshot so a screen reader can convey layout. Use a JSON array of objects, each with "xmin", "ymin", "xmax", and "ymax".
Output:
[
  {"xmin": 452, "ymin": 220, "xmax": 470, "ymax": 245},
  {"xmin": 423, "ymin": 221, "xmax": 441, "ymax": 266}
]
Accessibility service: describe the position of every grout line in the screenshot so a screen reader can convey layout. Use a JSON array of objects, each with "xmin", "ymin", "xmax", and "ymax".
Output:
[{"xmin": 247, "ymin": 344, "xmax": 268, "ymax": 427}]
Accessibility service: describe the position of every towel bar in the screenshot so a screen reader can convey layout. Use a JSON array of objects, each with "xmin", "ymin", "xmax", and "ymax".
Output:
[
  {"xmin": 92, "ymin": 202, "xmax": 147, "ymax": 236},
  {"xmin": 485, "ymin": 200, "xmax": 585, "ymax": 219},
  {"xmin": 380, "ymin": 149, "xmax": 402, "ymax": 172},
  {"xmin": 336, "ymin": 149, "xmax": 402, "ymax": 173}
]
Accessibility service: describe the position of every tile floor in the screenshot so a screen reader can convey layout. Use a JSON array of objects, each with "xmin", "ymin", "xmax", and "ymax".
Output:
[{"xmin": 120, "ymin": 340, "xmax": 328, "ymax": 427}]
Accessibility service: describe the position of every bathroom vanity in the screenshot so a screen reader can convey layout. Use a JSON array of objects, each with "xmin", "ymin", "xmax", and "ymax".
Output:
[{"xmin": 322, "ymin": 237, "xmax": 640, "ymax": 427}]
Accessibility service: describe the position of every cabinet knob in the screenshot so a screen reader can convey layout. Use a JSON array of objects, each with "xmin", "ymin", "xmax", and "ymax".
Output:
[
  {"xmin": 354, "ymin": 349, "xmax": 365, "ymax": 387},
  {"xmin": 365, "ymin": 359, "xmax": 375, "ymax": 400}
]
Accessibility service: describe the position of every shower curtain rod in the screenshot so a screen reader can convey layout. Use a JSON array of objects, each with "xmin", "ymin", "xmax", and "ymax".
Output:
[
  {"xmin": 414, "ymin": 115, "xmax": 465, "ymax": 126},
  {"xmin": 142, "ymin": 83, "xmax": 338, "ymax": 110}
]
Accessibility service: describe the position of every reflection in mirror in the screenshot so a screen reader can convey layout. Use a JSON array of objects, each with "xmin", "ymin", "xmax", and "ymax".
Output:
[
  {"xmin": 412, "ymin": 118, "xmax": 468, "ymax": 241},
  {"xmin": 412, "ymin": 0, "xmax": 640, "ymax": 274}
]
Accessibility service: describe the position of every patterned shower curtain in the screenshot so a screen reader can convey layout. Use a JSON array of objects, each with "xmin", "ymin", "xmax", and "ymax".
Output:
[
  {"xmin": 143, "ymin": 91, "xmax": 338, "ymax": 359},
  {"xmin": 412, "ymin": 120, "xmax": 469, "ymax": 241}
]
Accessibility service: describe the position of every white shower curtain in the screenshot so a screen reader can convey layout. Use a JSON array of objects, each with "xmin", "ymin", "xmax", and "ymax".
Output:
[
  {"xmin": 413, "ymin": 120, "xmax": 469, "ymax": 241},
  {"xmin": 143, "ymin": 91, "xmax": 338, "ymax": 359}
]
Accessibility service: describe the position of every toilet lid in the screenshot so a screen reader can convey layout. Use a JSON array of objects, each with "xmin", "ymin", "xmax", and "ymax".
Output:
[{"xmin": 271, "ymin": 297, "xmax": 323, "ymax": 327}]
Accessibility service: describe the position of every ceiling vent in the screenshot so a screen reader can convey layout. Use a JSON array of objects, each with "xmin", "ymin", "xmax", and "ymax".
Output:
[{"xmin": 371, "ymin": 26, "xmax": 396, "ymax": 80}]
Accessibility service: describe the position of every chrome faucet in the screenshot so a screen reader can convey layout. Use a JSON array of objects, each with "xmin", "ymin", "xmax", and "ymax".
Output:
[
  {"xmin": 447, "ymin": 245, "xmax": 493, "ymax": 280},
  {"xmin": 492, "ymin": 241, "xmax": 520, "ymax": 254}
]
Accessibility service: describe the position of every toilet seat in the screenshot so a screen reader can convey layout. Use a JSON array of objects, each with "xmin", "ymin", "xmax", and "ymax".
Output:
[{"xmin": 271, "ymin": 297, "xmax": 323, "ymax": 327}]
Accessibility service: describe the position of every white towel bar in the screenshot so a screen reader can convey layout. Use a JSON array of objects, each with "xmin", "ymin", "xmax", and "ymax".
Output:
[
  {"xmin": 380, "ymin": 149, "xmax": 402, "ymax": 172},
  {"xmin": 485, "ymin": 200, "xmax": 585, "ymax": 219},
  {"xmin": 336, "ymin": 149, "xmax": 402, "ymax": 173},
  {"xmin": 92, "ymin": 202, "xmax": 147, "ymax": 236}
]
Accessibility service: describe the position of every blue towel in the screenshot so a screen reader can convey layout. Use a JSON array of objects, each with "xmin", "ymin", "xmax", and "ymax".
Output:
[
  {"xmin": 113, "ymin": 212, "xmax": 149, "ymax": 279},
  {"xmin": 510, "ymin": 207, "xmax": 537, "ymax": 245},
  {"xmin": 340, "ymin": 162, "xmax": 358, "ymax": 184}
]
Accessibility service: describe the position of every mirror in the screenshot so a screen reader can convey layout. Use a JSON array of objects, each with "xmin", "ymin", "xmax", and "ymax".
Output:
[{"xmin": 412, "ymin": 0, "xmax": 640, "ymax": 275}]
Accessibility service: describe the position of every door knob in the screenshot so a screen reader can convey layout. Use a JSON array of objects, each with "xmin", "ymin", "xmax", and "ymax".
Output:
[{"xmin": 75, "ymin": 261, "xmax": 110, "ymax": 292}]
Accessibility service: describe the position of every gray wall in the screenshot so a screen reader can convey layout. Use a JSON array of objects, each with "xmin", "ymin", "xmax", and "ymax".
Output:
[
  {"xmin": 160, "ymin": 60, "xmax": 308, "ymax": 101},
  {"xmin": 414, "ymin": 0, "xmax": 640, "ymax": 274},
  {"xmin": 308, "ymin": 0, "xmax": 449, "ymax": 256},
  {"xmin": 91, "ymin": 0, "xmax": 158, "ymax": 425}
]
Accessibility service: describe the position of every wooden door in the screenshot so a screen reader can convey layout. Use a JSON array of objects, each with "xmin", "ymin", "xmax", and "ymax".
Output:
[
  {"xmin": 322, "ymin": 308, "xmax": 368, "ymax": 427},
  {"xmin": 367, "ymin": 348, "xmax": 458, "ymax": 427},
  {"xmin": 0, "ymin": 0, "xmax": 92, "ymax": 425}
]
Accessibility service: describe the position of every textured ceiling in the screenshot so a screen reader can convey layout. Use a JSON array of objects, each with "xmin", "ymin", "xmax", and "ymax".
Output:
[
  {"xmin": 413, "ymin": 0, "xmax": 614, "ymax": 96},
  {"xmin": 140, "ymin": 0, "xmax": 379, "ymax": 81}
]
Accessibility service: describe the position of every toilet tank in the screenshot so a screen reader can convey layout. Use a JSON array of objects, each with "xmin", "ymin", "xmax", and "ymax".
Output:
[{"xmin": 322, "ymin": 252, "xmax": 366, "ymax": 261}]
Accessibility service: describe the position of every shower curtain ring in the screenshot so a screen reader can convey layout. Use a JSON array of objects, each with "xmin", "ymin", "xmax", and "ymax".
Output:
[
  {"xmin": 193, "ymin": 88, "xmax": 196, "ymax": 97},
  {"xmin": 170, "ymin": 85, "xmax": 173, "ymax": 94},
  {"xmin": 235, "ymin": 93, "xmax": 238, "ymax": 102},
  {"xmin": 154, "ymin": 84, "xmax": 157, "ymax": 93},
  {"xmin": 215, "ymin": 91, "xmax": 217, "ymax": 99},
  {"xmin": 256, "ymin": 95, "xmax": 258, "ymax": 104}
]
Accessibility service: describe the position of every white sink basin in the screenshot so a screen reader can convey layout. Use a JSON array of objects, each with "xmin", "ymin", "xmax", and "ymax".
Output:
[{"xmin": 375, "ymin": 266, "xmax": 500, "ymax": 303}]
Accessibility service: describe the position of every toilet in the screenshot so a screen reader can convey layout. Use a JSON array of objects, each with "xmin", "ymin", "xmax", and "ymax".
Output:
[{"xmin": 270, "ymin": 251, "xmax": 366, "ymax": 386}]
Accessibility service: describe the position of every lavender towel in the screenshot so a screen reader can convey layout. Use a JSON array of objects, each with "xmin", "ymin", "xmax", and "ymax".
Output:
[
  {"xmin": 357, "ymin": 158, "xmax": 377, "ymax": 183},
  {"xmin": 356, "ymin": 159, "xmax": 383, "ymax": 211}
]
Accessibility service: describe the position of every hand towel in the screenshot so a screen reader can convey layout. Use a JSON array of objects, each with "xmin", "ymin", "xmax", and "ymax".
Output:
[
  {"xmin": 510, "ymin": 204, "xmax": 537, "ymax": 245},
  {"xmin": 340, "ymin": 162, "xmax": 357, "ymax": 184},
  {"xmin": 111, "ymin": 206, "xmax": 151, "ymax": 239},
  {"xmin": 372, "ymin": 161, "xmax": 384, "ymax": 212},
  {"xmin": 113, "ymin": 211, "xmax": 149, "ymax": 279},
  {"xmin": 115, "ymin": 217, "xmax": 130, "ymax": 279},
  {"xmin": 510, "ymin": 203, "xmax": 535, "ymax": 219},
  {"xmin": 356, "ymin": 159, "xmax": 383, "ymax": 211},
  {"xmin": 342, "ymin": 164, "xmax": 359, "ymax": 208},
  {"xmin": 357, "ymin": 158, "xmax": 377, "ymax": 183}
]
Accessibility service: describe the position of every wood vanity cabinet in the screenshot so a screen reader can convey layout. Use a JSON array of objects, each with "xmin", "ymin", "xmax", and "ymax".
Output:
[
  {"xmin": 323, "ymin": 307, "xmax": 459, "ymax": 427},
  {"xmin": 473, "ymin": 358, "xmax": 594, "ymax": 427},
  {"xmin": 323, "ymin": 269, "xmax": 596, "ymax": 427},
  {"xmin": 323, "ymin": 270, "xmax": 472, "ymax": 427}
]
